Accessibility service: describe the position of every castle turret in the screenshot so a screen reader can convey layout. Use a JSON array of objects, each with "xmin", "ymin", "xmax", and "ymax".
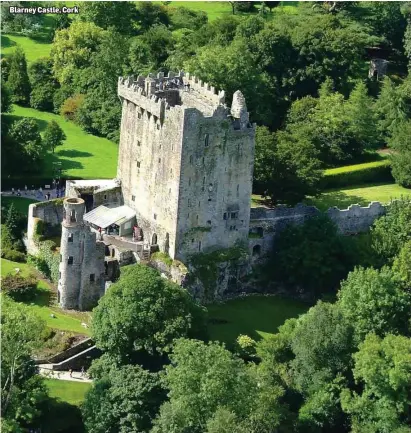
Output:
[
  {"xmin": 58, "ymin": 198, "xmax": 105, "ymax": 311},
  {"xmin": 231, "ymin": 90, "xmax": 249, "ymax": 129}
]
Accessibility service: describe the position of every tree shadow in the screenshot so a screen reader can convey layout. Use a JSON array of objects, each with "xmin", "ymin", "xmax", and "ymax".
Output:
[
  {"xmin": 7, "ymin": 114, "xmax": 49, "ymax": 132},
  {"xmin": 40, "ymin": 398, "xmax": 85, "ymax": 433},
  {"xmin": 305, "ymin": 190, "xmax": 369, "ymax": 211},
  {"xmin": 1, "ymin": 35, "xmax": 16, "ymax": 49},
  {"xmin": 57, "ymin": 150, "xmax": 93, "ymax": 158}
]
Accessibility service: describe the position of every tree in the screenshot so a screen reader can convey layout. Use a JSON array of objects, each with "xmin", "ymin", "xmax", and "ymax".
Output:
[
  {"xmin": 337, "ymin": 267, "xmax": 411, "ymax": 343},
  {"xmin": 341, "ymin": 334, "xmax": 411, "ymax": 432},
  {"xmin": 388, "ymin": 121, "xmax": 411, "ymax": 187},
  {"xmin": 5, "ymin": 203, "xmax": 20, "ymax": 238},
  {"xmin": 43, "ymin": 120, "xmax": 66, "ymax": 153},
  {"xmin": 392, "ymin": 240, "xmax": 411, "ymax": 288},
  {"xmin": 151, "ymin": 338, "xmax": 266, "ymax": 433},
  {"xmin": 28, "ymin": 57, "xmax": 58, "ymax": 111},
  {"xmin": 7, "ymin": 46, "xmax": 31, "ymax": 106},
  {"xmin": 82, "ymin": 364, "xmax": 165, "ymax": 433},
  {"xmin": 51, "ymin": 21, "xmax": 107, "ymax": 88},
  {"xmin": 371, "ymin": 198, "xmax": 411, "ymax": 262},
  {"xmin": 254, "ymin": 126, "xmax": 323, "ymax": 205},
  {"xmin": 80, "ymin": 1, "xmax": 139, "ymax": 35},
  {"xmin": 264, "ymin": 2, "xmax": 280, "ymax": 13},
  {"xmin": 169, "ymin": 7, "xmax": 207, "ymax": 31},
  {"xmin": 136, "ymin": 2, "xmax": 170, "ymax": 32},
  {"xmin": 1, "ymin": 78, "xmax": 12, "ymax": 113},
  {"xmin": 1, "ymin": 298, "xmax": 48, "ymax": 429},
  {"xmin": 9, "ymin": 118, "xmax": 46, "ymax": 171},
  {"xmin": 375, "ymin": 77, "xmax": 408, "ymax": 139},
  {"xmin": 265, "ymin": 215, "xmax": 357, "ymax": 295},
  {"xmin": 91, "ymin": 264, "xmax": 207, "ymax": 362}
]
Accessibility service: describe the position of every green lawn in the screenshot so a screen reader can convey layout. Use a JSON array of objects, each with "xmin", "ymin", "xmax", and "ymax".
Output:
[
  {"xmin": 1, "ymin": 196, "xmax": 37, "ymax": 215},
  {"xmin": 8, "ymin": 105, "xmax": 118, "ymax": 180},
  {"xmin": 305, "ymin": 182, "xmax": 411, "ymax": 211},
  {"xmin": 1, "ymin": 33, "xmax": 52, "ymax": 63},
  {"xmin": 208, "ymin": 295, "xmax": 308, "ymax": 345},
  {"xmin": 169, "ymin": 1, "xmax": 298, "ymax": 20},
  {"xmin": 45, "ymin": 379, "xmax": 91, "ymax": 406},
  {"xmin": 1, "ymin": 258, "xmax": 91, "ymax": 334},
  {"xmin": 324, "ymin": 158, "xmax": 389, "ymax": 176}
]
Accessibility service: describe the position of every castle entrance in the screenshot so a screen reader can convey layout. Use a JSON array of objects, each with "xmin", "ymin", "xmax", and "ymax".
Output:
[
  {"xmin": 80, "ymin": 194, "xmax": 93, "ymax": 212},
  {"xmin": 152, "ymin": 233, "xmax": 158, "ymax": 245}
]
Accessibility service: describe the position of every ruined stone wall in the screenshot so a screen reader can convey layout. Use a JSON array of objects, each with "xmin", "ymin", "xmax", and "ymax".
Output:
[
  {"xmin": 175, "ymin": 107, "xmax": 255, "ymax": 262},
  {"xmin": 27, "ymin": 200, "xmax": 64, "ymax": 254},
  {"xmin": 248, "ymin": 202, "xmax": 387, "ymax": 258}
]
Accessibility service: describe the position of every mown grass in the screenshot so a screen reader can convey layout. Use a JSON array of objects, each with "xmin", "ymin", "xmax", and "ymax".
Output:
[
  {"xmin": 324, "ymin": 158, "xmax": 390, "ymax": 176},
  {"xmin": 1, "ymin": 33, "xmax": 52, "ymax": 63},
  {"xmin": 208, "ymin": 295, "xmax": 308, "ymax": 345},
  {"xmin": 8, "ymin": 105, "xmax": 118, "ymax": 180},
  {"xmin": 1, "ymin": 258, "xmax": 91, "ymax": 334},
  {"xmin": 45, "ymin": 379, "xmax": 91, "ymax": 406},
  {"xmin": 305, "ymin": 183, "xmax": 411, "ymax": 211}
]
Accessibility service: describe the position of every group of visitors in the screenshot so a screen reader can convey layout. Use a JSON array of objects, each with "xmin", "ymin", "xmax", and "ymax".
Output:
[{"xmin": 8, "ymin": 179, "xmax": 65, "ymax": 201}]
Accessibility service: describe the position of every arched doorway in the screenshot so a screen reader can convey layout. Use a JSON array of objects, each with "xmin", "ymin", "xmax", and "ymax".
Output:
[
  {"xmin": 253, "ymin": 245, "xmax": 261, "ymax": 257},
  {"xmin": 152, "ymin": 233, "xmax": 158, "ymax": 245}
]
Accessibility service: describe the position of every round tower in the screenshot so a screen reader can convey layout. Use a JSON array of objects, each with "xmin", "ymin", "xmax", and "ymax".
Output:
[{"xmin": 58, "ymin": 198, "xmax": 86, "ymax": 310}]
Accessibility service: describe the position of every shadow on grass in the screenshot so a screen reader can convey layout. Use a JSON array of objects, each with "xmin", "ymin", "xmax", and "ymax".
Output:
[
  {"xmin": 1, "ymin": 35, "xmax": 16, "ymax": 49},
  {"xmin": 40, "ymin": 398, "xmax": 85, "ymax": 433},
  {"xmin": 305, "ymin": 190, "xmax": 369, "ymax": 211},
  {"xmin": 57, "ymin": 150, "xmax": 93, "ymax": 158},
  {"xmin": 7, "ymin": 114, "xmax": 49, "ymax": 132}
]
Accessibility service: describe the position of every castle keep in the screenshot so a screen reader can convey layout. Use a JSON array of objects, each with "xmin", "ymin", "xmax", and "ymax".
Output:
[
  {"xmin": 117, "ymin": 72, "xmax": 255, "ymax": 261},
  {"xmin": 26, "ymin": 71, "xmax": 387, "ymax": 311}
]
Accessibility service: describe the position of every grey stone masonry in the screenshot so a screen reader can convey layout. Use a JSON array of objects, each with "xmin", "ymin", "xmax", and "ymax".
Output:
[
  {"xmin": 117, "ymin": 71, "xmax": 255, "ymax": 261},
  {"xmin": 58, "ymin": 198, "xmax": 105, "ymax": 311}
]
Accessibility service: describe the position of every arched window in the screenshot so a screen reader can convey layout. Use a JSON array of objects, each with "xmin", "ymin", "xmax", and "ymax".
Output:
[{"xmin": 152, "ymin": 233, "xmax": 158, "ymax": 245}]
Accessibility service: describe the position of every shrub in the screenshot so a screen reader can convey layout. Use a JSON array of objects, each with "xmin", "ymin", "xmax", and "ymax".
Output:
[
  {"xmin": 1, "ymin": 248, "xmax": 26, "ymax": 263},
  {"xmin": 2, "ymin": 273, "xmax": 38, "ymax": 301},
  {"xmin": 60, "ymin": 94, "xmax": 85, "ymax": 121},
  {"xmin": 321, "ymin": 160, "xmax": 392, "ymax": 190}
]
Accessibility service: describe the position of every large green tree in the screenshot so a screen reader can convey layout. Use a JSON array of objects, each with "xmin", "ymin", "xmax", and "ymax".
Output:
[
  {"xmin": 28, "ymin": 57, "xmax": 58, "ymax": 111},
  {"xmin": 7, "ymin": 47, "xmax": 31, "ymax": 106},
  {"xmin": 91, "ymin": 264, "xmax": 207, "ymax": 362},
  {"xmin": 341, "ymin": 333, "xmax": 411, "ymax": 433},
  {"xmin": 42, "ymin": 120, "xmax": 66, "ymax": 153},
  {"xmin": 338, "ymin": 267, "xmax": 411, "ymax": 343},
  {"xmin": 388, "ymin": 121, "xmax": 411, "ymax": 187},
  {"xmin": 82, "ymin": 364, "xmax": 165, "ymax": 433},
  {"xmin": 1, "ymin": 298, "xmax": 48, "ymax": 431}
]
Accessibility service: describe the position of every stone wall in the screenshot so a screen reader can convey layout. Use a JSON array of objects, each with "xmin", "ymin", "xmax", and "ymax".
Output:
[
  {"xmin": 27, "ymin": 199, "xmax": 64, "ymax": 254},
  {"xmin": 248, "ymin": 202, "xmax": 387, "ymax": 258}
]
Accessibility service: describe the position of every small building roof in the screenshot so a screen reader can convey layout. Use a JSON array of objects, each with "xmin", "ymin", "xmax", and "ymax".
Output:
[{"xmin": 84, "ymin": 205, "xmax": 135, "ymax": 228}]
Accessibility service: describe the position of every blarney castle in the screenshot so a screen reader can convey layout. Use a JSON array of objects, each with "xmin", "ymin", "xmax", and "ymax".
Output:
[{"xmin": 27, "ymin": 71, "xmax": 387, "ymax": 311}]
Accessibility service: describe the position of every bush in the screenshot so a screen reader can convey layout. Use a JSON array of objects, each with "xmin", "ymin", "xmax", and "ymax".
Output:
[
  {"xmin": 60, "ymin": 94, "xmax": 85, "ymax": 121},
  {"xmin": 1, "ymin": 248, "xmax": 26, "ymax": 263},
  {"xmin": 2, "ymin": 273, "xmax": 38, "ymax": 301},
  {"xmin": 321, "ymin": 160, "xmax": 393, "ymax": 190}
]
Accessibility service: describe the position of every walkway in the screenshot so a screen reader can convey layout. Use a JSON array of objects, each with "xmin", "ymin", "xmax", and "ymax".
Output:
[
  {"xmin": 38, "ymin": 365, "xmax": 92, "ymax": 383},
  {"xmin": 1, "ymin": 188, "xmax": 61, "ymax": 201}
]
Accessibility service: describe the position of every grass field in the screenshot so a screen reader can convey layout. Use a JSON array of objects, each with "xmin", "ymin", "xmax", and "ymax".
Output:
[
  {"xmin": 45, "ymin": 379, "xmax": 91, "ymax": 406},
  {"xmin": 1, "ymin": 258, "xmax": 91, "ymax": 334},
  {"xmin": 324, "ymin": 158, "xmax": 389, "ymax": 176},
  {"xmin": 305, "ymin": 182, "xmax": 411, "ymax": 211},
  {"xmin": 208, "ymin": 295, "xmax": 308, "ymax": 345},
  {"xmin": 8, "ymin": 105, "xmax": 118, "ymax": 180},
  {"xmin": 1, "ymin": 196, "xmax": 37, "ymax": 215}
]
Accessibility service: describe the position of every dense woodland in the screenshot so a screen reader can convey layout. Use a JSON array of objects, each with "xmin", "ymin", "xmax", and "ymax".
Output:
[
  {"xmin": 1, "ymin": 1, "xmax": 411, "ymax": 203},
  {"xmin": 1, "ymin": 2, "xmax": 411, "ymax": 433}
]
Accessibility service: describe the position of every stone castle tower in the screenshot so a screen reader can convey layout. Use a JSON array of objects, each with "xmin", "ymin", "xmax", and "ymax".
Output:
[
  {"xmin": 117, "ymin": 72, "xmax": 255, "ymax": 261},
  {"xmin": 58, "ymin": 198, "xmax": 105, "ymax": 310}
]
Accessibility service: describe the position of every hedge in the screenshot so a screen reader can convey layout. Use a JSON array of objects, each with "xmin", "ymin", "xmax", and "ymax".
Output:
[{"xmin": 321, "ymin": 160, "xmax": 393, "ymax": 190}]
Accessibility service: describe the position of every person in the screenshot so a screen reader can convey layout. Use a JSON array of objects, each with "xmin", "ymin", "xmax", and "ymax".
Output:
[
  {"xmin": 98, "ymin": 227, "xmax": 102, "ymax": 240},
  {"xmin": 11, "ymin": 187, "xmax": 14, "ymax": 195},
  {"xmin": 24, "ymin": 185, "xmax": 28, "ymax": 194},
  {"xmin": 56, "ymin": 190, "xmax": 60, "ymax": 198},
  {"xmin": 47, "ymin": 192, "xmax": 51, "ymax": 200},
  {"xmin": 69, "ymin": 369, "xmax": 73, "ymax": 378},
  {"xmin": 17, "ymin": 188, "xmax": 21, "ymax": 196},
  {"xmin": 81, "ymin": 366, "xmax": 85, "ymax": 377}
]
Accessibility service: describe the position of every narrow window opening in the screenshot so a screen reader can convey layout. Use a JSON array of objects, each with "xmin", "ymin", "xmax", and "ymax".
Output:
[
  {"xmin": 137, "ymin": 161, "xmax": 141, "ymax": 168},
  {"xmin": 204, "ymin": 133, "xmax": 209, "ymax": 147},
  {"xmin": 90, "ymin": 274, "xmax": 95, "ymax": 282},
  {"xmin": 137, "ymin": 140, "xmax": 141, "ymax": 146},
  {"xmin": 198, "ymin": 241, "xmax": 202, "ymax": 251},
  {"xmin": 68, "ymin": 256, "xmax": 73, "ymax": 265},
  {"xmin": 132, "ymin": 195, "xmax": 136, "ymax": 202},
  {"xmin": 189, "ymin": 178, "xmax": 191, "ymax": 186},
  {"xmin": 223, "ymin": 212, "xmax": 228, "ymax": 220},
  {"xmin": 189, "ymin": 155, "xmax": 193, "ymax": 164},
  {"xmin": 104, "ymin": 194, "xmax": 107, "ymax": 200},
  {"xmin": 70, "ymin": 210, "xmax": 76, "ymax": 223},
  {"xmin": 158, "ymin": 158, "xmax": 161, "ymax": 163},
  {"xmin": 154, "ymin": 213, "xmax": 157, "ymax": 220},
  {"xmin": 68, "ymin": 233, "xmax": 73, "ymax": 243}
]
